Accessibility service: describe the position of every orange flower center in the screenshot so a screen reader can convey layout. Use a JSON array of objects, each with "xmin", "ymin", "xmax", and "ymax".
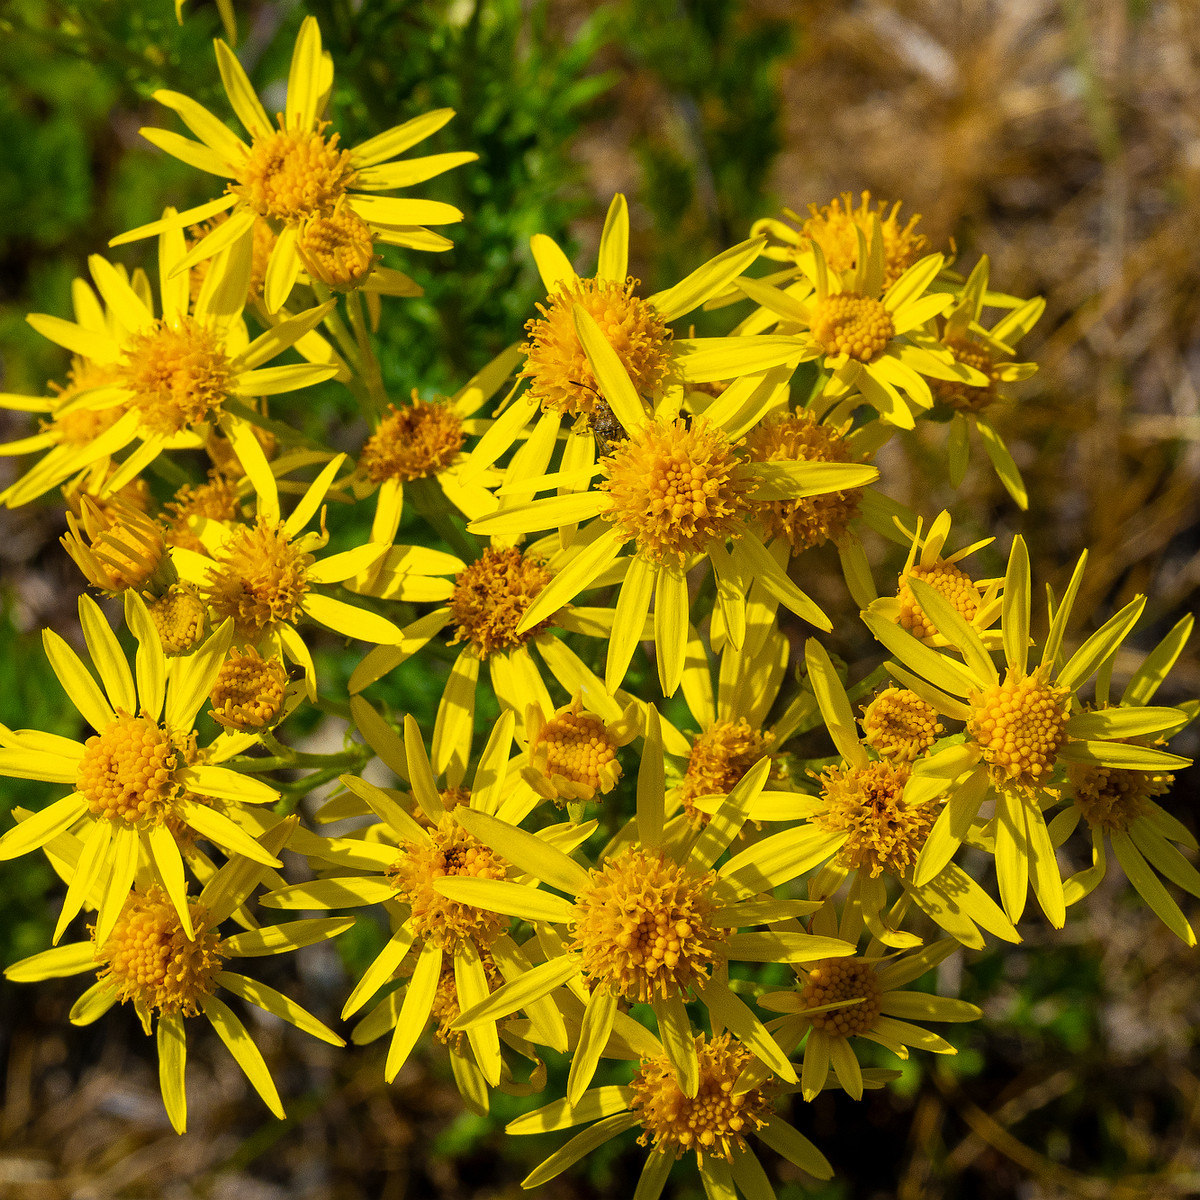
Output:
[
  {"xmin": 235, "ymin": 119, "xmax": 356, "ymax": 223},
  {"xmin": 810, "ymin": 293, "xmax": 893, "ymax": 362}
]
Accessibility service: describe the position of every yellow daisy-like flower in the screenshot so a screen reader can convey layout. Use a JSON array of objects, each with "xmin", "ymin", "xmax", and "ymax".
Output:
[
  {"xmin": 432, "ymin": 749, "xmax": 849, "ymax": 1107},
  {"xmin": 507, "ymin": 1030, "xmax": 834, "ymax": 1198},
  {"xmin": 62, "ymin": 495, "xmax": 176, "ymax": 597},
  {"xmin": 3, "ymin": 226, "xmax": 338, "ymax": 509},
  {"xmin": 734, "ymin": 214, "xmax": 988, "ymax": 430},
  {"xmin": 760, "ymin": 904, "xmax": 980, "ymax": 1102},
  {"xmin": 461, "ymin": 193, "xmax": 790, "ymax": 504},
  {"xmin": 4, "ymin": 817, "xmax": 351, "ymax": 1133},
  {"xmin": 348, "ymin": 531, "xmax": 636, "ymax": 787},
  {"xmin": 867, "ymin": 509, "xmax": 1003, "ymax": 650},
  {"xmin": 861, "ymin": 688, "xmax": 943, "ymax": 763},
  {"xmin": 522, "ymin": 694, "xmax": 638, "ymax": 805},
  {"xmin": 209, "ymin": 645, "xmax": 294, "ymax": 731},
  {"xmin": 753, "ymin": 191, "xmax": 929, "ymax": 290},
  {"xmin": 352, "ymin": 344, "xmax": 521, "ymax": 548},
  {"xmin": 169, "ymin": 433, "xmax": 427, "ymax": 693},
  {"xmin": 723, "ymin": 638, "xmax": 1018, "ymax": 952},
  {"xmin": 111, "ymin": 17, "xmax": 476, "ymax": 312},
  {"xmin": 663, "ymin": 606, "xmax": 801, "ymax": 831},
  {"xmin": 1051, "ymin": 614, "xmax": 1200, "ymax": 946},
  {"xmin": 864, "ymin": 535, "xmax": 1193, "ymax": 929},
  {"xmin": 0, "ymin": 593, "xmax": 283, "ymax": 952},
  {"xmin": 261, "ymin": 713, "xmax": 572, "ymax": 1107},
  {"xmin": 466, "ymin": 313, "xmax": 879, "ymax": 696},
  {"xmin": 920, "ymin": 255, "xmax": 1045, "ymax": 510},
  {"xmin": 736, "ymin": 401, "xmax": 914, "ymax": 611}
]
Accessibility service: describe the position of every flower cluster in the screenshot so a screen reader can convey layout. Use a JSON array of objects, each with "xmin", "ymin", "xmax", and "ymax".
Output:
[{"xmin": 1, "ymin": 15, "xmax": 1196, "ymax": 1199}]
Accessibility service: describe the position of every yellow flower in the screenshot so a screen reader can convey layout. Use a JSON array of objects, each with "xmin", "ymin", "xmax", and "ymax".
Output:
[
  {"xmin": 1052, "ymin": 614, "xmax": 1200, "ymax": 945},
  {"xmin": 507, "ymin": 1031, "xmax": 834, "ymax": 1197},
  {"xmin": 348, "ymin": 535, "xmax": 635, "ymax": 788},
  {"xmin": 209, "ymin": 645, "xmax": 295, "ymax": 731},
  {"xmin": 111, "ymin": 18, "xmax": 476, "ymax": 311},
  {"xmin": 352, "ymin": 344, "xmax": 521, "ymax": 548},
  {"xmin": 722, "ymin": 638, "xmax": 1019, "ymax": 951},
  {"xmin": 919, "ymin": 255, "xmax": 1045, "ymax": 510},
  {"xmin": 864, "ymin": 535, "xmax": 1193, "ymax": 929},
  {"xmin": 466, "ymin": 314, "xmax": 879, "ymax": 696},
  {"xmin": 867, "ymin": 509, "xmax": 1003, "ymax": 649},
  {"xmin": 4, "ymin": 817, "xmax": 351, "ymax": 1133},
  {"xmin": 169, "ymin": 437, "xmax": 425, "ymax": 694},
  {"xmin": 4, "ymin": 227, "xmax": 337, "ymax": 509},
  {"xmin": 522, "ymin": 694, "xmax": 637, "ymax": 805},
  {"xmin": 734, "ymin": 214, "xmax": 989, "ymax": 430},
  {"xmin": 861, "ymin": 688, "xmax": 943, "ymax": 763},
  {"xmin": 760, "ymin": 904, "xmax": 980, "ymax": 1102},
  {"xmin": 261, "ymin": 713, "xmax": 571, "ymax": 1106},
  {"xmin": 754, "ymin": 191, "xmax": 929, "ymax": 289},
  {"xmin": 430, "ymin": 751, "xmax": 851, "ymax": 1107},
  {"xmin": 461, "ymin": 193, "xmax": 784, "ymax": 497},
  {"xmin": 0, "ymin": 593, "xmax": 283, "ymax": 952},
  {"xmin": 62, "ymin": 496, "xmax": 176, "ymax": 597},
  {"xmin": 661, "ymin": 605, "xmax": 798, "ymax": 830}
]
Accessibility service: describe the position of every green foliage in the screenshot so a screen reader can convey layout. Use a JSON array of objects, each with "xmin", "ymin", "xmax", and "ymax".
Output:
[{"xmin": 615, "ymin": 0, "xmax": 793, "ymax": 299}]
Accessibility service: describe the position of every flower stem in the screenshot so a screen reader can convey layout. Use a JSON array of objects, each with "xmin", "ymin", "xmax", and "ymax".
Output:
[{"xmin": 345, "ymin": 289, "xmax": 389, "ymax": 416}]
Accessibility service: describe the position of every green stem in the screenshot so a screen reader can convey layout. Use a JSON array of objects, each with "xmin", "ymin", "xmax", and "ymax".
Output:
[
  {"xmin": 345, "ymin": 289, "xmax": 389, "ymax": 416},
  {"xmin": 309, "ymin": 281, "xmax": 378, "ymax": 427},
  {"xmin": 222, "ymin": 747, "xmax": 368, "ymax": 773}
]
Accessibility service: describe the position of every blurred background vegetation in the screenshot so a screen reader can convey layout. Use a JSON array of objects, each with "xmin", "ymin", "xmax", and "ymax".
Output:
[{"xmin": 0, "ymin": 0, "xmax": 1198, "ymax": 1197}]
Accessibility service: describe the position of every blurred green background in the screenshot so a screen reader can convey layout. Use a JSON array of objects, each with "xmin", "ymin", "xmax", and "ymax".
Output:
[{"xmin": 0, "ymin": 0, "xmax": 1198, "ymax": 1197}]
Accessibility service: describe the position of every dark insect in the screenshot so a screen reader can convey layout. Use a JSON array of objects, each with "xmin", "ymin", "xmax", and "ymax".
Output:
[{"xmin": 570, "ymin": 381, "xmax": 627, "ymax": 457}]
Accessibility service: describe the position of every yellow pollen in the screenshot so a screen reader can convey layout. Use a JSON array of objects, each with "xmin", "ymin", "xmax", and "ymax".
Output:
[
  {"xmin": 62, "ymin": 496, "xmax": 171, "ymax": 596},
  {"xmin": 861, "ymin": 688, "xmax": 943, "ymax": 762},
  {"xmin": 95, "ymin": 885, "xmax": 222, "ymax": 1023},
  {"xmin": 813, "ymin": 759, "xmax": 935, "ymax": 878},
  {"xmin": 386, "ymin": 813, "xmax": 510, "ymax": 952},
  {"xmin": 163, "ymin": 471, "xmax": 242, "ymax": 554},
  {"xmin": 360, "ymin": 397, "xmax": 465, "ymax": 483},
  {"xmin": 146, "ymin": 583, "xmax": 209, "ymax": 656},
  {"xmin": 678, "ymin": 719, "xmax": 774, "ymax": 827},
  {"xmin": 968, "ymin": 665, "xmax": 1070, "ymax": 791},
  {"xmin": 447, "ymin": 547, "xmax": 554, "ymax": 659},
  {"xmin": 933, "ymin": 335, "xmax": 999, "ymax": 412},
  {"xmin": 202, "ymin": 518, "xmax": 313, "ymax": 639},
  {"xmin": 76, "ymin": 711, "xmax": 184, "ymax": 824},
  {"xmin": 521, "ymin": 275, "xmax": 672, "ymax": 418},
  {"xmin": 527, "ymin": 697, "xmax": 622, "ymax": 802},
  {"xmin": 801, "ymin": 958, "xmax": 883, "ymax": 1037},
  {"xmin": 119, "ymin": 317, "xmax": 232, "ymax": 435},
  {"xmin": 297, "ymin": 204, "xmax": 377, "ymax": 288},
  {"xmin": 1069, "ymin": 750, "xmax": 1171, "ymax": 834},
  {"xmin": 210, "ymin": 646, "xmax": 289, "ymax": 730},
  {"xmin": 743, "ymin": 409, "xmax": 866, "ymax": 552},
  {"xmin": 234, "ymin": 118, "xmax": 356, "ymax": 223},
  {"xmin": 572, "ymin": 846, "xmax": 722, "ymax": 1003},
  {"xmin": 810, "ymin": 292, "xmax": 894, "ymax": 363},
  {"xmin": 601, "ymin": 417, "xmax": 752, "ymax": 563},
  {"xmin": 897, "ymin": 560, "xmax": 979, "ymax": 643},
  {"xmin": 801, "ymin": 192, "xmax": 927, "ymax": 288},
  {"xmin": 189, "ymin": 211, "xmax": 276, "ymax": 301},
  {"xmin": 631, "ymin": 1033, "xmax": 772, "ymax": 1163}
]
